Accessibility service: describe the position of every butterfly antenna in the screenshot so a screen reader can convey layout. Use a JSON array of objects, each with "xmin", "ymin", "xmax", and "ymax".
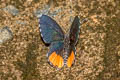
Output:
[{"xmin": 80, "ymin": 18, "xmax": 88, "ymax": 25}]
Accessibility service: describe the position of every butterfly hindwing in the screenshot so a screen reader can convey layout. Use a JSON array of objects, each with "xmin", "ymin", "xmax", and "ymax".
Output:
[
  {"xmin": 39, "ymin": 15, "xmax": 64, "ymax": 44},
  {"xmin": 66, "ymin": 46, "xmax": 76, "ymax": 67},
  {"xmin": 47, "ymin": 41, "xmax": 64, "ymax": 68}
]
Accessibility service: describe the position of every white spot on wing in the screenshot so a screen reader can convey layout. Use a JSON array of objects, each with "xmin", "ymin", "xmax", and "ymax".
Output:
[
  {"xmin": 75, "ymin": 47, "xmax": 76, "ymax": 55},
  {"xmin": 48, "ymin": 60, "xmax": 53, "ymax": 65},
  {"xmin": 41, "ymin": 35, "xmax": 47, "ymax": 43},
  {"xmin": 46, "ymin": 53, "xmax": 49, "ymax": 57},
  {"xmin": 40, "ymin": 28, "xmax": 42, "ymax": 32},
  {"xmin": 38, "ymin": 18, "xmax": 40, "ymax": 22},
  {"xmin": 40, "ymin": 33, "xmax": 43, "ymax": 37},
  {"xmin": 39, "ymin": 24, "xmax": 41, "ymax": 28}
]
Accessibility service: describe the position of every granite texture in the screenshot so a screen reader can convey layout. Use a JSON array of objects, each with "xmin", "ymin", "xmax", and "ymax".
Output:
[{"xmin": 0, "ymin": 0, "xmax": 120, "ymax": 80}]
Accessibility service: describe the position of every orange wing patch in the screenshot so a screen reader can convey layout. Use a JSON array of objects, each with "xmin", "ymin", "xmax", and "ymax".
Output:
[
  {"xmin": 49, "ymin": 52, "xmax": 64, "ymax": 68},
  {"xmin": 67, "ymin": 51, "xmax": 75, "ymax": 67}
]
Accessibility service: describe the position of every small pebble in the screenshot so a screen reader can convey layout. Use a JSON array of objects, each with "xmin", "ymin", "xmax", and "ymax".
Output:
[
  {"xmin": 0, "ymin": 26, "xmax": 13, "ymax": 44},
  {"xmin": 34, "ymin": 5, "xmax": 50, "ymax": 18},
  {"xmin": 16, "ymin": 20, "xmax": 27, "ymax": 25},
  {"xmin": 34, "ymin": 7, "xmax": 63, "ymax": 18},
  {"xmin": 3, "ymin": 5, "xmax": 19, "ymax": 16},
  {"xmin": 49, "ymin": 8, "xmax": 62, "ymax": 17}
]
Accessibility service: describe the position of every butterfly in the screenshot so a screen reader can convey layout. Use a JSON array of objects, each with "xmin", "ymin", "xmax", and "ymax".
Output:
[{"xmin": 38, "ymin": 15, "xmax": 80, "ymax": 69}]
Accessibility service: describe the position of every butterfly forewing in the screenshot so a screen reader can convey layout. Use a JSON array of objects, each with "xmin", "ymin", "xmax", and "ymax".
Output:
[
  {"xmin": 39, "ymin": 15, "xmax": 64, "ymax": 44},
  {"xmin": 69, "ymin": 16, "xmax": 80, "ymax": 46}
]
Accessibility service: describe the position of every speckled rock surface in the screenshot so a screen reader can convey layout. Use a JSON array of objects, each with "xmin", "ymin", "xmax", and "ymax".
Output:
[
  {"xmin": 3, "ymin": 5, "xmax": 19, "ymax": 16},
  {"xmin": 0, "ymin": 0, "xmax": 120, "ymax": 80}
]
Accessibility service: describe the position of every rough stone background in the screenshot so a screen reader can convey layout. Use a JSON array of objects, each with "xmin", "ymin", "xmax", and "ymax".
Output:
[{"xmin": 0, "ymin": 0, "xmax": 120, "ymax": 80}]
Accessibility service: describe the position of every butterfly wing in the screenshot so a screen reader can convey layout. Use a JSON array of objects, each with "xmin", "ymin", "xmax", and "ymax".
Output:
[
  {"xmin": 67, "ymin": 47, "xmax": 76, "ymax": 67},
  {"xmin": 66, "ymin": 16, "xmax": 80, "ymax": 67},
  {"xmin": 69, "ymin": 16, "xmax": 80, "ymax": 46},
  {"xmin": 47, "ymin": 41, "xmax": 64, "ymax": 68},
  {"xmin": 39, "ymin": 15, "xmax": 64, "ymax": 44}
]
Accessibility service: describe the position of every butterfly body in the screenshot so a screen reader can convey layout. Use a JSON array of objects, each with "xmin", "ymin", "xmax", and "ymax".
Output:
[{"xmin": 39, "ymin": 15, "xmax": 80, "ymax": 68}]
